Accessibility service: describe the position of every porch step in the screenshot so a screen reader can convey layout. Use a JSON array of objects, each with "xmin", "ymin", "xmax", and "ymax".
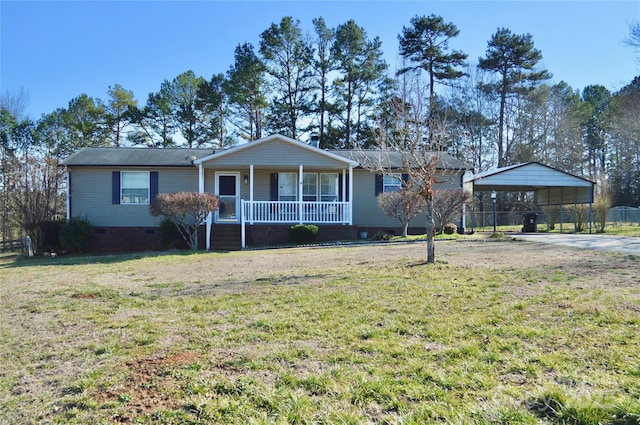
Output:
[{"xmin": 211, "ymin": 225, "xmax": 242, "ymax": 251}]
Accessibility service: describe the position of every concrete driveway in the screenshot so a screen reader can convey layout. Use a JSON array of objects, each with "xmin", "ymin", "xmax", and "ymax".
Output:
[{"xmin": 514, "ymin": 233, "xmax": 640, "ymax": 256}]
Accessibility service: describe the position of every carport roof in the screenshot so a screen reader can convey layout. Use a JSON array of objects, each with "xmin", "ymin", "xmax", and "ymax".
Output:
[{"xmin": 465, "ymin": 162, "xmax": 595, "ymax": 205}]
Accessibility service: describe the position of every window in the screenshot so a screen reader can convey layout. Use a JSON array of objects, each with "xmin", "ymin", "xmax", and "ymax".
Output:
[
  {"xmin": 302, "ymin": 173, "xmax": 317, "ymax": 201},
  {"xmin": 278, "ymin": 173, "xmax": 297, "ymax": 201},
  {"xmin": 383, "ymin": 174, "xmax": 403, "ymax": 193},
  {"xmin": 278, "ymin": 172, "xmax": 341, "ymax": 202},
  {"xmin": 320, "ymin": 173, "xmax": 338, "ymax": 201},
  {"xmin": 121, "ymin": 171, "xmax": 150, "ymax": 204}
]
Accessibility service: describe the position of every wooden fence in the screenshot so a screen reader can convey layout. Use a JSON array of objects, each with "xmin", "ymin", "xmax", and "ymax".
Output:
[{"xmin": 0, "ymin": 238, "xmax": 29, "ymax": 253}]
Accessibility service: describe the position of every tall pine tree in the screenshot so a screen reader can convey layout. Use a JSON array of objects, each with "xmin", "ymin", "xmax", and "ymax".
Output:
[
  {"xmin": 259, "ymin": 16, "xmax": 314, "ymax": 139},
  {"xmin": 478, "ymin": 28, "xmax": 550, "ymax": 167}
]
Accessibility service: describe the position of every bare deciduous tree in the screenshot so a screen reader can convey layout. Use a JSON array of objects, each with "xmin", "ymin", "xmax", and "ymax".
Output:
[
  {"xmin": 149, "ymin": 192, "xmax": 219, "ymax": 250},
  {"xmin": 592, "ymin": 175, "xmax": 614, "ymax": 234},
  {"xmin": 377, "ymin": 186, "xmax": 427, "ymax": 236},
  {"xmin": 432, "ymin": 189, "xmax": 471, "ymax": 233},
  {"xmin": 624, "ymin": 21, "xmax": 640, "ymax": 53},
  {"xmin": 357, "ymin": 73, "xmax": 449, "ymax": 264}
]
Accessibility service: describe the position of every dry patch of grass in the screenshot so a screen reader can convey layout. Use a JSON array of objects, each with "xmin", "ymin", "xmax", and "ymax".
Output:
[{"xmin": 1, "ymin": 241, "xmax": 639, "ymax": 424}]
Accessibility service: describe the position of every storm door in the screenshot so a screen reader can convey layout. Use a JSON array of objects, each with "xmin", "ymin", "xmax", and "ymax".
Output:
[{"xmin": 215, "ymin": 173, "xmax": 240, "ymax": 222}]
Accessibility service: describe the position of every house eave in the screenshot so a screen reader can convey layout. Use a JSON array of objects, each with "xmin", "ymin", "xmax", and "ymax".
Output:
[{"xmin": 193, "ymin": 134, "xmax": 359, "ymax": 167}]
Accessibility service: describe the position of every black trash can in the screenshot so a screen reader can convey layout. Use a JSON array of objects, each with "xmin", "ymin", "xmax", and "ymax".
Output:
[{"xmin": 522, "ymin": 212, "xmax": 538, "ymax": 232}]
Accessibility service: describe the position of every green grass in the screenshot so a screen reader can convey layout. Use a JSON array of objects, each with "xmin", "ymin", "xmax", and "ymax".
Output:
[
  {"xmin": 1, "ymin": 242, "xmax": 639, "ymax": 424},
  {"xmin": 473, "ymin": 222, "xmax": 640, "ymax": 236}
]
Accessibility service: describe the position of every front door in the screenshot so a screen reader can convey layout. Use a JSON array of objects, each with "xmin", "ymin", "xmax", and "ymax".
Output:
[{"xmin": 215, "ymin": 173, "xmax": 240, "ymax": 222}]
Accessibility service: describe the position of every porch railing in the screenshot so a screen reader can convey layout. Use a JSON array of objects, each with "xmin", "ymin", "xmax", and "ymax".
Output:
[{"xmin": 242, "ymin": 200, "xmax": 351, "ymax": 224}]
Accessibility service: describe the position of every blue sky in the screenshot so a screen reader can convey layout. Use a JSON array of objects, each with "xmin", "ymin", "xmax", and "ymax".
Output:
[{"xmin": 1, "ymin": 1, "xmax": 639, "ymax": 120}]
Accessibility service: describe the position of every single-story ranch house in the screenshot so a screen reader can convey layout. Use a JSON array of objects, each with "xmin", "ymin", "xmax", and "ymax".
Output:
[{"xmin": 61, "ymin": 134, "xmax": 470, "ymax": 253}]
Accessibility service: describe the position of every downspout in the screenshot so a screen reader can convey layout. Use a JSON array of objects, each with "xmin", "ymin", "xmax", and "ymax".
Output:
[
  {"xmin": 65, "ymin": 169, "xmax": 71, "ymax": 221},
  {"xmin": 348, "ymin": 165, "xmax": 353, "ymax": 225}
]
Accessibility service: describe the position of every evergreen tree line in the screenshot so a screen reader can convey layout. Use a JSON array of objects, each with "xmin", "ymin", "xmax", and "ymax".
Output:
[{"xmin": 1, "ymin": 15, "xmax": 639, "ymax": 249}]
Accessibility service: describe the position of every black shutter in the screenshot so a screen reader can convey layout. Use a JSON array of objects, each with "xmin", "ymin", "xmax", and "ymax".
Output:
[
  {"xmin": 270, "ymin": 173, "xmax": 278, "ymax": 201},
  {"xmin": 374, "ymin": 173, "xmax": 383, "ymax": 196},
  {"xmin": 402, "ymin": 173, "xmax": 409, "ymax": 188},
  {"xmin": 150, "ymin": 171, "xmax": 159, "ymax": 202},
  {"xmin": 338, "ymin": 173, "xmax": 350, "ymax": 201},
  {"xmin": 112, "ymin": 171, "xmax": 120, "ymax": 204}
]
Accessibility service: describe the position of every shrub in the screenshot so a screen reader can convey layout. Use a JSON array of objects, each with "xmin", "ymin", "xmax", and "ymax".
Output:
[
  {"xmin": 157, "ymin": 218, "xmax": 183, "ymax": 249},
  {"xmin": 372, "ymin": 231, "xmax": 393, "ymax": 241},
  {"xmin": 443, "ymin": 223, "xmax": 458, "ymax": 235},
  {"xmin": 150, "ymin": 192, "xmax": 219, "ymax": 250},
  {"xmin": 377, "ymin": 189, "xmax": 426, "ymax": 236},
  {"xmin": 60, "ymin": 217, "xmax": 93, "ymax": 254},
  {"xmin": 41, "ymin": 219, "xmax": 66, "ymax": 254},
  {"xmin": 289, "ymin": 224, "xmax": 319, "ymax": 244}
]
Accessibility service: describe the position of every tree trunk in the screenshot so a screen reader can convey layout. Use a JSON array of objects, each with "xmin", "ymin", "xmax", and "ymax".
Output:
[
  {"xmin": 191, "ymin": 232, "xmax": 198, "ymax": 251},
  {"xmin": 497, "ymin": 88, "xmax": 506, "ymax": 167},
  {"xmin": 402, "ymin": 222, "xmax": 408, "ymax": 237},
  {"xmin": 425, "ymin": 195, "xmax": 435, "ymax": 264}
]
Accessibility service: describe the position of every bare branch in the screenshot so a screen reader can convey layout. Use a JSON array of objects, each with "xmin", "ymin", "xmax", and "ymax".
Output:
[{"xmin": 150, "ymin": 192, "xmax": 219, "ymax": 250}]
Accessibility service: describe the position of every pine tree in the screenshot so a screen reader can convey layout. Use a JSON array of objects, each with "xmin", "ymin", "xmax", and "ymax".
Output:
[{"xmin": 478, "ymin": 28, "xmax": 550, "ymax": 167}]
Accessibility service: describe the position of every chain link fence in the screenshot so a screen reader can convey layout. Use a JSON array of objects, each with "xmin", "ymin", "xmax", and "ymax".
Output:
[
  {"xmin": 466, "ymin": 206, "xmax": 639, "ymax": 232},
  {"xmin": 607, "ymin": 206, "xmax": 640, "ymax": 227}
]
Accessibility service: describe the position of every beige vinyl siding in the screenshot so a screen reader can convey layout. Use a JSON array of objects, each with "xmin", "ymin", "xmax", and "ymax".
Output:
[
  {"xmin": 206, "ymin": 140, "xmax": 349, "ymax": 169},
  {"xmin": 351, "ymin": 169, "xmax": 464, "ymax": 228},
  {"xmin": 70, "ymin": 167, "xmax": 198, "ymax": 227},
  {"xmin": 70, "ymin": 164, "xmax": 463, "ymax": 229}
]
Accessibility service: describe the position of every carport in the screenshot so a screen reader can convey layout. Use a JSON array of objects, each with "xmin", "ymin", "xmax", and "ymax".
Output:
[{"xmin": 465, "ymin": 162, "xmax": 596, "ymax": 233}]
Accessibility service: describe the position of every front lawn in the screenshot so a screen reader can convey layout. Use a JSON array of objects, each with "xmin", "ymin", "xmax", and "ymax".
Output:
[{"xmin": 1, "ymin": 241, "xmax": 638, "ymax": 424}]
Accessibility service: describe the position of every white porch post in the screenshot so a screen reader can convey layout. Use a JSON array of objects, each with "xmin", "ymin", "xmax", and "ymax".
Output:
[
  {"xmin": 198, "ymin": 164, "xmax": 204, "ymax": 193},
  {"xmin": 199, "ymin": 164, "xmax": 212, "ymax": 251},
  {"xmin": 342, "ymin": 169, "xmax": 346, "ymax": 224},
  {"xmin": 299, "ymin": 165, "xmax": 304, "ymax": 223},
  {"xmin": 348, "ymin": 165, "xmax": 353, "ymax": 225},
  {"xmin": 241, "ymin": 200, "xmax": 246, "ymax": 249},
  {"xmin": 206, "ymin": 212, "xmax": 212, "ymax": 251},
  {"xmin": 249, "ymin": 164, "xmax": 254, "ymax": 224},
  {"xmin": 462, "ymin": 204, "xmax": 466, "ymax": 231}
]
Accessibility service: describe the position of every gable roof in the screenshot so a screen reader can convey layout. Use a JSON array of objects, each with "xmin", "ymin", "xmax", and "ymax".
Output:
[
  {"xmin": 60, "ymin": 134, "xmax": 469, "ymax": 171},
  {"xmin": 193, "ymin": 134, "xmax": 358, "ymax": 167},
  {"xmin": 465, "ymin": 162, "xmax": 595, "ymax": 206},
  {"xmin": 466, "ymin": 162, "xmax": 594, "ymax": 189},
  {"xmin": 62, "ymin": 147, "xmax": 214, "ymax": 167}
]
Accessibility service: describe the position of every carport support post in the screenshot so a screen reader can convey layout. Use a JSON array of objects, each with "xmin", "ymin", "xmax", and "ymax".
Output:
[
  {"xmin": 589, "ymin": 197, "xmax": 593, "ymax": 234},
  {"xmin": 546, "ymin": 188, "xmax": 551, "ymax": 231},
  {"xmin": 560, "ymin": 187, "xmax": 564, "ymax": 233},
  {"xmin": 491, "ymin": 189, "xmax": 497, "ymax": 234},
  {"xmin": 576, "ymin": 187, "xmax": 582, "ymax": 232}
]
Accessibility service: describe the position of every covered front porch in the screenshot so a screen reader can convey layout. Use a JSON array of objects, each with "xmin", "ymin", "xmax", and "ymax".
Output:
[{"xmin": 192, "ymin": 135, "xmax": 359, "ymax": 249}]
